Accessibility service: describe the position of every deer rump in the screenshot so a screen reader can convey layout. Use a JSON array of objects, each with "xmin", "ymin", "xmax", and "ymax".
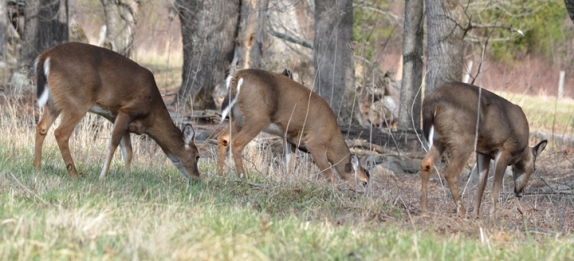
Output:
[{"xmin": 220, "ymin": 69, "xmax": 309, "ymax": 153}]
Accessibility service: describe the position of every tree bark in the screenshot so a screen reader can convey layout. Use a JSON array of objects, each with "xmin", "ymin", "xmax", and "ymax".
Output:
[
  {"xmin": 20, "ymin": 0, "xmax": 68, "ymax": 67},
  {"xmin": 398, "ymin": 0, "xmax": 424, "ymax": 130},
  {"xmin": 100, "ymin": 0, "xmax": 139, "ymax": 57},
  {"xmin": 566, "ymin": 0, "xmax": 574, "ymax": 24},
  {"xmin": 424, "ymin": 0, "xmax": 465, "ymax": 94},
  {"xmin": 230, "ymin": 0, "xmax": 269, "ymax": 73},
  {"xmin": 175, "ymin": 0, "xmax": 240, "ymax": 109},
  {"xmin": 313, "ymin": 0, "xmax": 354, "ymax": 120}
]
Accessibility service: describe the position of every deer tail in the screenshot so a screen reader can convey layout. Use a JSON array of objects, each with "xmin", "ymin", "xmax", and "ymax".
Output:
[
  {"xmin": 220, "ymin": 75, "xmax": 243, "ymax": 122},
  {"xmin": 35, "ymin": 57, "xmax": 51, "ymax": 108},
  {"xmin": 422, "ymin": 101, "xmax": 436, "ymax": 148}
]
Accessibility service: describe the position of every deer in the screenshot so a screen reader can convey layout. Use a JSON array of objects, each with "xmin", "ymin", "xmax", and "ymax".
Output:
[
  {"xmin": 33, "ymin": 42, "xmax": 201, "ymax": 180},
  {"xmin": 217, "ymin": 69, "xmax": 369, "ymax": 188},
  {"xmin": 420, "ymin": 81, "xmax": 547, "ymax": 218}
]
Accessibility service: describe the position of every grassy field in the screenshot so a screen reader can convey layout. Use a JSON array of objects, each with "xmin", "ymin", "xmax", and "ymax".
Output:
[{"xmin": 1, "ymin": 93, "xmax": 574, "ymax": 261}]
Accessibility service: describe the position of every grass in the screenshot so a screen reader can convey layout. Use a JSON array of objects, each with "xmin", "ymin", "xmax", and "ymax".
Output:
[
  {"xmin": 499, "ymin": 92, "xmax": 574, "ymax": 134},
  {"xmin": 1, "ymin": 94, "xmax": 574, "ymax": 260}
]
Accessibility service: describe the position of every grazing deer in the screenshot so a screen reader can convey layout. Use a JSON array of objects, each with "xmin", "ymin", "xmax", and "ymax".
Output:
[
  {"xmin": 33, "ymin": 42, "xmax": 200, "ymax": 180},
  {"xmin": 420, "ymin": 81, "xmax": 547, "ymax": 218},
  {"xmin": 217, "ymin": 69, "xmax": 369, "ymax": 187}
]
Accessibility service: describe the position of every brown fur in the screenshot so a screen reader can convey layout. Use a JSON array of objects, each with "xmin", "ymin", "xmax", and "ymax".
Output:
[
  {"xmin": 420, "ymin": 81, "xmax": 547, "ymax": 218},
  {"xmin": 217, "ymin": 69, "xmax": 369, "ymax": 187},
  {"xmin": 33, "ymin": 42, "xmax": 200, "ymax": 179}
]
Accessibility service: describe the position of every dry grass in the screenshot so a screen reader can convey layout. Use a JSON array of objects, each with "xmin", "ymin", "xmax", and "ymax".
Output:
[{"xmin": 0, "ymin": 90, "xmax": 574, "ymax": 260}]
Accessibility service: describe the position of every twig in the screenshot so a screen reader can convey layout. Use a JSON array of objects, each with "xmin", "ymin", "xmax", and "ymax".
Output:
[
  {"xmin": 7, "ymin": 171, "xmax": 49, "ymax": 205},
  {"xmin": 234, "ymin": 180, "xmax": 264, "ymax": 189}
]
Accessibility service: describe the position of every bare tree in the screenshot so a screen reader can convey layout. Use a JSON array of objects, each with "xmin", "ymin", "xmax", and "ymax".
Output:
[
  {"xmin": 230, "ymin": 0, "xmax": 269, "ymax": 72},
  {"xmin": 175, "ymin": 0, "xmax": 240, "ymax": 109},
  {"xmin": 313, "ymin": 0, "xmax": 354, "ymax": 119},
  {"xmin": 100, "ymin": 0, "xmax": 139, "ymax": 57},
  {"xmin": 424, "ymin": 0, "xmax": 465, "ymax": 94},
  {"xmin": 0, "ymin": 1, "xmax": 8, "ymax": 57},
  {"xmin": 20, "ymin": 0, "xmax": 68, "ymax": 67},
  {"xmin": 565, "ymin": 0, "xmax": 574, "ymax": 23},
  {"xmin": 398, "ymin": 0, "xmax": 424, "ymax": 130}
]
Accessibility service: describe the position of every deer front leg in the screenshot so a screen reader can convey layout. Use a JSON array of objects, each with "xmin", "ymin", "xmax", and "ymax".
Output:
[
  {"xmin": 420, "ymin": 144, "xmax": 444, "ymax": 212},
  {"xmin": 472, "ymin": 153, "xmax": 491, "ymax": 218},
  {"xmin": 120, "ymin": 132, "xmax": 133, "ymax": 175},
  {"xmin": 99, "ymin": 113, "xmax": 131, "ymax": 179},
  {"xmin": 306, "ymin": 144, "xmax": 334, "ymax": 183}
]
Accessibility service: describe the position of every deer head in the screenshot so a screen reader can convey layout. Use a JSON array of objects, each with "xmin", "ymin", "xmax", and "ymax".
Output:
[
  {"xmin": 33, "ymin": 42, "xmax": 201, "ymax": 180},
  {"xmin": 420, "ymin": 81, "xmax": 547, "ymax": 218}
]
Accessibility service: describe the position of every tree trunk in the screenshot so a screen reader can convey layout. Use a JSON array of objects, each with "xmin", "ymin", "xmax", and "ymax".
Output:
[
  {"xmin": 100, "ymin": 0, "xmax": 139, "ymax": 57},
  {"xmin": 313, "ymin": 0, "xmax": 354, "ymax": 120},
  {"xmin": 424, "ymin": 0, "xmax": 465, "ymax": 94},
  {"xmin": 20, "ymin": 0, "xmax": 68, "ymax": 67},
  {"xmin": 175, "ymin": 0, "xmax": 240, "ymax": 110},
  {"xmin": 566, "ymin": 0, "xmax": 574, "ymax": 24},
  {"xmin": 230, "ymin": 0, "xmax": 269, "ymax": 73},
  {"xmin": 398, "ymin": 0, "xmax": 424, "ymax": 130},
  {"xmin": 0, "ymin": 1, "xmax": 7, "ymax": 59}
]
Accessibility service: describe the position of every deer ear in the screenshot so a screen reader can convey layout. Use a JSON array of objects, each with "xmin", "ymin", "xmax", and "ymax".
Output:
[
  {"xmin": 533, "ymin": 140, "xmax": 547, "ymax": 157},
  {"xmin": 350, "ymin": 154, "xmax": 360, "ymax": 171},
  {"xmin": 182, "ymin": 124, "xmax": 195, "ymax": 144}
]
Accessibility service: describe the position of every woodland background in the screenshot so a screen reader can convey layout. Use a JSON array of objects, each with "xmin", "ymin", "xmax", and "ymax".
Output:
[{"xmin": 2, "ymin": 0, "xmax": 574, "ymax": 130}]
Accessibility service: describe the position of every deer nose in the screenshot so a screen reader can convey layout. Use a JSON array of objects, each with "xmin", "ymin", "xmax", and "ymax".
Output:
[
  {"xmin": 514, "ymin": 188, "xmax": 523, "ymax": 198},
  {"xmin": 361, "ymin": 181, "xmax": 368, "ymax": 187}
]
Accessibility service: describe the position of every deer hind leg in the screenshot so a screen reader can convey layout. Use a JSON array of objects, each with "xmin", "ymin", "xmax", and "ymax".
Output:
[
  {"xmin": 54, "ymin": 110, "xmax": 88, "ymax": 178},
  {"xmin": 99, "ymin": 112, "xmax": 131, "ymax": 179},
  {"xmin": 420, "ymin": 143, "xmax": 445, "ymax": 212},
  {"xmin": 120, "ymin": 132, "xmax": 133, "ymax": 175},
  {"xmin": 443, "ymin": 148, "xmax": 473, "ymax": 217},
  {"xmin": 229, "ymin": 118, "xmax": 270, "ymax": 179},
  {"xmin": 217, "ymin": 125, "xmax": 233, "ymax": 175},
  {"xmin": 473, "ymin": 153, "xmax": 491, "ymax": 218},
  {"xmin": 34, "ymin": 105, "xmax": 61, "ymax": 172}
]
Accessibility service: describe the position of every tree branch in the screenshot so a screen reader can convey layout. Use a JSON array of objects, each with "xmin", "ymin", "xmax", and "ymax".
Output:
[{"xmin": 267, "ymin": 26, "xmax": 313, "ymax": 49}]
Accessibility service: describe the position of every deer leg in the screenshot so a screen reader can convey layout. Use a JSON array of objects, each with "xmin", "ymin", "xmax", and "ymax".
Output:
[
  {"xmin": 34, "ymin": 105, "xmax": 60, "ymax": 172},
  {"xmin": 217, "ymin": 124, "xmax": 234, "ymax": 175},
  {"xmin": 99, "ymin": 113, "xmax": 131, "ymax": 179},
  {"xmin": 420, "ymin": 144, "xmax": 444, "ymax": 212},
  {"xmin": 489, "ymin": 150, "xmax": 512, "ymax": 219},
  {"xmin": 229, "ymin": 119, "xmax": 269, "ymax": 179},
  {"xmin": 443, "ymin": 149, "xmax": 473, "ymax": 217},
  {"xmin": 472, "ymin": 153, "xmax": 491, "ymax": 218},
  {"xmin": 120, "ymin": 132, "xmax": 133, "ymax": 175},
  {"xmin": 54, "ymin": 110, "xmax": 87, "ymax": 178},
  {"xmin": 306, "ymin": 144, "xmax": 335, "ymax": 183},
  {"xmin": 284, "ymin": 140, "xmax": 297, "ymax": 173}
]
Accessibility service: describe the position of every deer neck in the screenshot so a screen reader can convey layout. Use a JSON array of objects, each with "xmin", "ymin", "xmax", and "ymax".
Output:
[{"xmin": 145, "ymin": 109, "xmax": 185, "ymax": 155}]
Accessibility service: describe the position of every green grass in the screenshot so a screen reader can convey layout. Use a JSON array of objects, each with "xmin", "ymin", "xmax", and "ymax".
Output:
[
  {"xmin": 501, "ymin": 92, "xmax": 574, "ymax": 134},
  {"xmin": 1, "ymin": 98, "xmax": 573, "ymax": 260}
]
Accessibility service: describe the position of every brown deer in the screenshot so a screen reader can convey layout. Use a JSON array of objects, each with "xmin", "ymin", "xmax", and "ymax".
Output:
[
  {"xmin": 33, "ymin": 42, "xmax": 200, "ymax": 180},
  {"xmin": 420, "ymin": 81, "xmax": 547, "ymax": 218},
  {"xmin": 217, "ymin": 69, "xmax": 369, "ymax": 187}
]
